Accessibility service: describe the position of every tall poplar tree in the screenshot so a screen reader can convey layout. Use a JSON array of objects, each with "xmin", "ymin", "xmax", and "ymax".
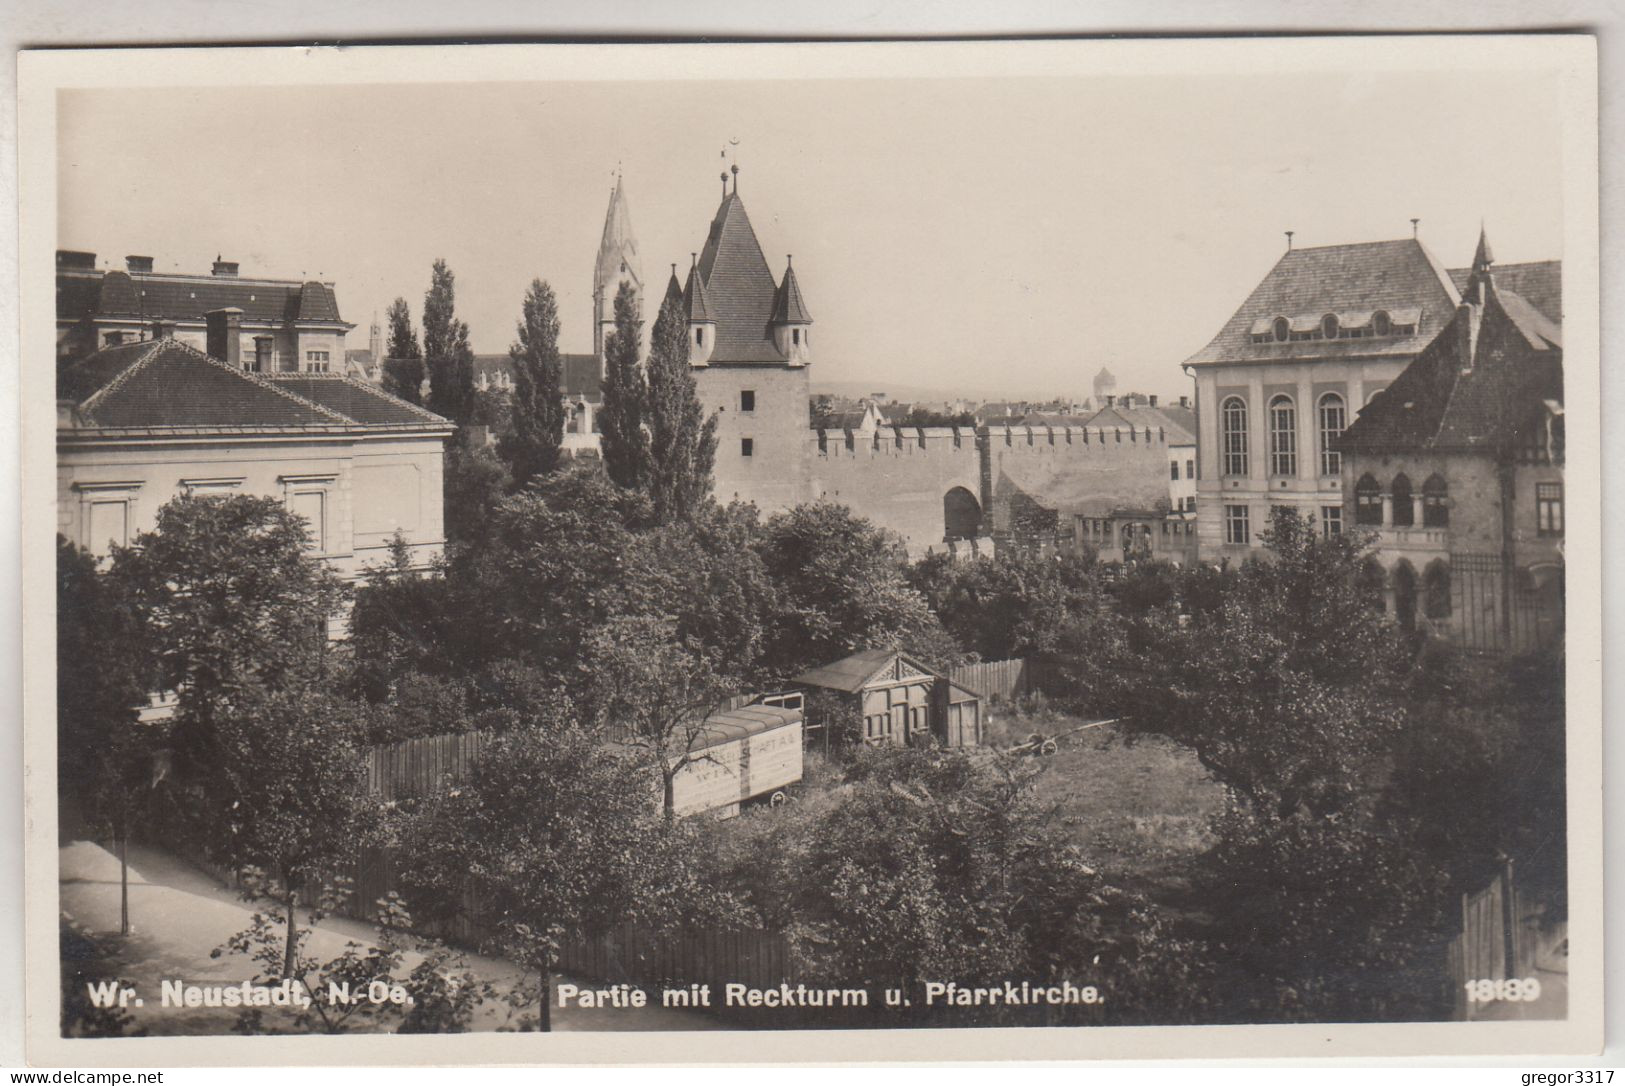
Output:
[
  {"xmin": 423, "ymin": 259, "xmax": 475, "ymax": 427},
  {"xmin": 381, "ymin": 297, "xmax": 425, "ymax": 405},
  {"xmin": 499, "ymin": 279, "xmax": 566, "ymax": 487},
  {"xmin": 644, "ymin": 293, "xmax": 718, "ymax": 522},
  {"xmin": 596, "ymin": 281, "xmax": 650, "ymax": 490}
]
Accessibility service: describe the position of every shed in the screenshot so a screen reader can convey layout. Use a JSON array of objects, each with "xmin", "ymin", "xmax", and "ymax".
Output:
[{"xmin": 791, "ymin": 648, "xmax": 984, "ymax": 750}]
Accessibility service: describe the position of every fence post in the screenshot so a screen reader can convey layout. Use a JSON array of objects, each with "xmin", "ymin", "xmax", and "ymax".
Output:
[{"xmin": 1500, "ymin": 858, "xmax": 1518, "ymax": 979}]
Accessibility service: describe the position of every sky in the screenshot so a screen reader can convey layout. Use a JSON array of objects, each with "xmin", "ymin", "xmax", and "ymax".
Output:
[{"xmin": 56, "ymin": 63, "xmax": 1565, "ymax": 403}]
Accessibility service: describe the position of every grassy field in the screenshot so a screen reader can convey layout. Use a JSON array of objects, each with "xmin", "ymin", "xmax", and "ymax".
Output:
[{"xmin": 985, "ymin": 703, "xmax": 1228, "ymax": 895}]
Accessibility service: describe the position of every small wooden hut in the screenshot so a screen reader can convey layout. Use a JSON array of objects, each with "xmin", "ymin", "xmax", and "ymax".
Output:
[{"xmin": 791, "ymin": 648, "xmax": 984, "ymax": 751}]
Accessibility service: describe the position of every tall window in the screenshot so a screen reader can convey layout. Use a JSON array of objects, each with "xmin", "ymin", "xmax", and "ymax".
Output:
[
  {"xmin": 1221, "ymin": 397, "xmax": 1248, "ymax": 476},
  {"xmin": 1391, "ymin": 474, "xmax": 1414, "ymax": 527},
  {"xmin": 1355, "ymin": 474, "xmax": 1382, "ymax": 526},
  {"xmin": 1423, "ymin": 474, "xmax": 1449, "ymax": 527},
  {"xmin": 1268, "ymin": 395, "xmax": 1297, "ymax": 476},
  {"xmin": 1536, "ymin": 483, "xmax": 1564, "ymax": 535},
  {"xmin": 288, "ymin": 490, "xmax": 326, "ymax": 552},
  {"xmin": 1318, "ymin": 393, "xmax": 1346, "ymax": 476},
  {"xmin": 741, "ymin": 437, "xmax": 754, "ymax": 458},
  {"xmin": 740, "ymin": 389, "xmax": 756, "ymax": 413},
  {"xmin": 1224, "ymin": 504, "xmax": 1250, "ymax": 545},
  {"xmin": 1169, "ymin": 460, "xmax": 1179, "ymax": 481},
  {"xmin": 1321, "ymin": 505, "xmax": 1343, "ymax": 538},
  {"xmin": 1186, "ymin": 458, "xmax": 1195, "ymax": 479}
]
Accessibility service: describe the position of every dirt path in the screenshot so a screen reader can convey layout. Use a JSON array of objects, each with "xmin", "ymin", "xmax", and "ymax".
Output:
[{"xmin": 59, "ymin": 839, "xmax": 724, "ymax": 1035}]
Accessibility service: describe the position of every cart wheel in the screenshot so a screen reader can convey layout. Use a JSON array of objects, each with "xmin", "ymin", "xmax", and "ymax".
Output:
[
  {"xmin": 1039, "ymin": 738, "xmax": 1059, "ymax": 756},
  {"xmin": 769, "ymin": 790, "xmax": 789, "ymax": 808}
]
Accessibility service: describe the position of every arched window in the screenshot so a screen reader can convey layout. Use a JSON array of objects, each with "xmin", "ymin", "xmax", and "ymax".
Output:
[
  {"xmin": 1272, "ymin": 316, "xmax": 1289, "ymax": 342},
  {"xmin": 1268, "ymin": 395, "xmax": 1297, "ymax": 477},
  {"xmin": 1221, "ymin": 397, "xmax": 1249, "ymax": 476},
  {"xmin": 1355, "ymin": 473, "xmax": 1382, "ymax": 526},
  {"xmin": 1423, "ymin": 474, "xmax": 1449, "ymax": 527},
  {"xmin": 1321, "ymin": 313, "xmax": 1340, "ymax": 340},
  {"xmin": 1391, "ymin": 473, "xmax": 1414, "ymax": 527},
  {"xmin": 1393, "ymin": 561, "xmax": 1418, "ymax": 632},
  {"xmin": 1423, "ymin": 560, "xmax": 1451, "ymax": 620},
  {"xmin": 1373, "ymin": 310, "xmax": 1391, "ymax": 337},
  {"xmin": 1358, "ymin": 557, "xmax": 1387, "ymax": 612},
  {"xmin": 1317, "ymin": 392, "xmax": 1346, "ymax": 476},
  {"xmin": 943, "ymin": 487, "xmax": 982, "ymax": 542}
]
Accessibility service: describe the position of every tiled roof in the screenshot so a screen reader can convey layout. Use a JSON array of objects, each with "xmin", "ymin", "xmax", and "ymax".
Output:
[
  {"xmin": 1080, "ymin": 404, "xmax": 1195, "ymax": 445},
  {"xmin": 1338, "ymin": 280, "xmax": 1561, "ymax": 454},
  {"xmin": 1184, "ymin": 238, "xmax": 1462, "ymax": 367},
  {"xmin": 57, "ymin": 268, "xmax": 347, "ymax": 325},
  {"xmin": 695, "ymin": 193, "xmax": 788, "ymax": 364},
  {"xmin": 683, "ymin": 261, "xmax": 715, "ymax": 322},
  {"xmin": 1447, "ymin": 260, "xmax": 1561, "ymax": 322},
  {"xmin": 770, "ymin": 261, "xmax": 812, "ymax": 324},
  {"xmin": 791, "ymin": 648, "xmax": 941, "ymax": 694},
  {"xmin": 60, "ymin": 338, "xmax": 449, "ymax": 433},
  {"xmin": 265, "ymin": 374, "xmax": 448, "ymax": 427}
]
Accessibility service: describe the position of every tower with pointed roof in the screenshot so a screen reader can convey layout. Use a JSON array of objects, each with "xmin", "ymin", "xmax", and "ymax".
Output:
[
  {"xmin": 592, "ymin": 174, "xmax": 643, "ymax": 367},
  {"xmin": 676, "ymin": 167, "xmax": 815, "ymax": 511}
]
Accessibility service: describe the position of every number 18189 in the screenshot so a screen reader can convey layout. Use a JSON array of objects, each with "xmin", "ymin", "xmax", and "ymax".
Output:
[{"xmin": 1465, "ymin": 977, "xmax": 1541, "ymax": 1003}]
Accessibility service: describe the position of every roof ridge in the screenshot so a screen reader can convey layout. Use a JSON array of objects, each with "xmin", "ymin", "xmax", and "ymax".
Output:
[
  {"xmin": 271, "ymin": 370, "xmax": 453, "ymax": 425},
  {"xmin": 77, "ymin": 339, "xmax": 168, "ymax": 418},
  {"xmin": 162, "ymin": 339, "xmax": 355, "ymax": 425}
]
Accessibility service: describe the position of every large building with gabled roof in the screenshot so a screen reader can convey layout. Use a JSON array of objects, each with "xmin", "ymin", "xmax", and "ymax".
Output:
[
  {"xmin": 1336, "ymin": 230, "xmax": 1563, "ymax": 653},
  {"xmin": 1182, "ymin": 230, "xmax": 1560, "ymax": 561},
  {"xmin": 57, "ymin": 325, "xmax": 453, "ymax": 581},
  {"xmin": 56, "ymin": 250, "xmax": 354, "ymax": 375}
]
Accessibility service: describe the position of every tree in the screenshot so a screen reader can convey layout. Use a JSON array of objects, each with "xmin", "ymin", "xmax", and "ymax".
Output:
[
  {"xmin": 205, "ymin": 687, "xmax": 374, "ymax": 980},
  {"xmin": 382, "ymin": 297, "xmax": 425, "ymax": 406},
  {"xmin": 57, "ymin": 537, "xmax": 160, "ymax": 934},
  {"xmin": 908, "ymin": 549, "xmax": 1108, "ymax": 662},
  {"xmin": 643, "ymin": 292, "xmax": 718, "ymax": 521},
  {"xmin": 903, "ymin": 405, "xmax": 976, "ymax": 428},
  {"xmin": 400, "ymin": 725, "xmax": 717, "ymax": 1029},
  {"xmin": 442, "ymin": 441, "xmax": 512, "ymax": 548},
  {"xmin": 500, "ymin": 278, "xmax": 566, "ymax": 486},
  {"xmin": 423, "ymin": 259, "xmax": 475, "ymax": 427},
  {"xmin": 581, "ymin": 614, "xmax": 739, "ymax": 815},
  {"xmin": 757, "ymin": 502, "xmax": 959, "ymax": 676},
  {"xmin": 597, "ymin": 281, "xmax": 650, "ymax": 491},
  {"xmin": 109, "ymin": 494, "xmax": 347, "ymax": 746}
]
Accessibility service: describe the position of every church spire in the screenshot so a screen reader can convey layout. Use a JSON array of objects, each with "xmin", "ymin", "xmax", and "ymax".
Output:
[
  {"xmin": 592, "ymin": 173, "xmax": 643, "ymax": 364},
  {"xmin": 1467, "ymin": 223, "xmax": 1496, "ymax": 303}
]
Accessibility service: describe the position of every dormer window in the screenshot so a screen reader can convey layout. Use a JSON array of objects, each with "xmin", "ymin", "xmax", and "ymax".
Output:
[
  {"xmin": 1373, "ymin": 310, "xmax": 1391, "ymax": 337},
  {"xmin": 1321, "ymin": 313, "xmax": 1339, "ymax": 340},
  {"xmin": 1273, "ymin": 316, "xmax": 1289, "ymax": 342}
]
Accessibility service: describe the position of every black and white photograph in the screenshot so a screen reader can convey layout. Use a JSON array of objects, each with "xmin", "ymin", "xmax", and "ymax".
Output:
[{"xmin": 17, "ymin": 35, "xmax": 1603, "ymax": 1063}]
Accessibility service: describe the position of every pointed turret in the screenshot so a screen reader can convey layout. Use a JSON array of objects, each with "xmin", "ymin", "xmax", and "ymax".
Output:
[
  {"xmin": 592, "ymin": 174, "xmax": 643, "ymax": 364},
  {"xmin": 770, "ymin": 255, "xmax": 812, "ymax": 365},
  {"xmin": 663, "ymin": 263, "xmax": 683, "ymax": 309},
  {"xmin": 684, "ymin": 254, "xmax": 717, "ymax": 366},
  {"xmin": 1466, "ymin": 224, "xmax": 1496, "ymax": 303}
]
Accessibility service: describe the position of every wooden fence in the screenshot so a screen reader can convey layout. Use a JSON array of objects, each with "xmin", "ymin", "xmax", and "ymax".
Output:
[
  {"xmin": 1443, "ymin": 860, "xmax": 1560, "ymax": 1020},
  {"xmin": 949, "ymin": 657, "xmax": 1048, "ymax": 702},
  {"xmin": 368, "ymin": 731, "xmax": 485, "ymax": 801}
]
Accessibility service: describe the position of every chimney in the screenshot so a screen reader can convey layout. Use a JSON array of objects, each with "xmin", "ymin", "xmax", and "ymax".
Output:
[
  {"xmin": 151, "ymin": 318, "xmax": 178, "ymax": 340},
  {"xmin": 1178, "ymin": 395, "xmax": 1190, "ymax": 409},
  {"xmin": 1148, "ymin": 395, "xmax": 1159, "ymax": 408},
  {"xmin": 212, "ymin": 257, "xmax": 239, "ymax": 277},
  {"xmin": 1105, "ymin": 394, "xmax": 1116, "ymax": 407},
  {"xmin": 56, "ymin": 250, "xmax": 97, "ymax": 270},
  {"xmin": 205, "ymin": 307, "xmax": 243, "ymax": 367},
  {"xmin": 125, "ymin": 255, "xmax": 154, "ymax": 274},
  {"xmin": 252, "ymin": 336, "xmax": 274, "ymax": 373}
]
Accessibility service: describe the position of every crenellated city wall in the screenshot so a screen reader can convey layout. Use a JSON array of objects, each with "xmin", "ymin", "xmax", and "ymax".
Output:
[{"xmin": 807, "ymin": 422, "xmax": 1174, "ymax": 556}]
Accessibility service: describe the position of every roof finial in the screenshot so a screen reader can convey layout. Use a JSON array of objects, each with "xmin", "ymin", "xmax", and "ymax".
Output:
[
  {"xmin": 1285, "ymin": 231, "xmax": 1294, "ymax": 252},
  {"xmin": 1474, "ymin": 220, "xmax": 1494, "ymax": 270},
  {"xmin": 721, "ymin": 170, "xmax": 728, "ymax": 199},
  {"xmin": 691, "ymin": 252, "xmax": 698, "ymax": 268},
  {"xmin": 730, "ymin": 163, "xmax": 739, "ymax": 194},
  {"xmin": 1411, "ymin": 218, "xmax": 1420, "ymax": 238},
  {"xmin": 786, "ymin": 254, "xmax": 793, "ymax": 267}
]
